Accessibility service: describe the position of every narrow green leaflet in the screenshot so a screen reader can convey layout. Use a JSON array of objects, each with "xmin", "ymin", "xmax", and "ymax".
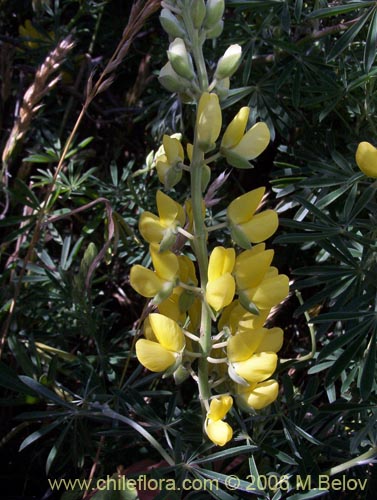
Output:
[{"xmin": 364, "ymin": 7, "xmax": 377, "ymax": 71}]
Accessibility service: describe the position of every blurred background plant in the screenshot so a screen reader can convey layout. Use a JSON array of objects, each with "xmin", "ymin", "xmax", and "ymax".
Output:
[{"xmin": 1, "ymin": 0, "xmax": 377, "ymax": 499}]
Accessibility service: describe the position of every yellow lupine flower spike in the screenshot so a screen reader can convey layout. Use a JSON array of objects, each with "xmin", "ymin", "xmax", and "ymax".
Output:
[
  {"xmin": 135, "ymin": 313, "xmax": 185, "ymax": 372},
  {"xmin": 355, "ymin": 141, "xmax": 377, "ymax": 178},
  {"xmin": 227, "ymin": 187, "xmax": 278, "ymax": 246},
  {"xmin": 139, "ymin": 190, "xmax": 185, "ymax": 248},
  {"xmin": 205, "ymin": 247, "xmax": 236, "ymax": 311},
  {"xmin": 205, "ymin": 395, "xmax": 233, "ymax": 446},
  {"xmin": 196, "ymin": 92, "xmax": 222, "ymax": 152}
]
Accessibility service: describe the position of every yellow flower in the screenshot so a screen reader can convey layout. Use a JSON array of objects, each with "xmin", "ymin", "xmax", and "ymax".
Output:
[
  {"xmin": 135, "ymin": 313, "xmax": 185, "ymax": 372},
  {"xmin": 227, "ymin": 324, "xmax": 283, "ymax": 385},
  {"xmin": 139, "ymin": 190, "xmax": 185, "ymax": 249},
  {"xmin": 220, "ymin": 107, "xmax": 270, "ymax": 168},
  {"xmin": 205, "ymin": 247, "xmax": 236, "ymax": 311},
  {"xmin": 205, "ymin": 395, "xmax": 233, "ymax": 446},
  {"xmin": 158, "ymin": 255, "xmax": 198, "ymax": 323},
  {"xmin": 196, "ymin": 93, "xmax": 222, "ymax": 152},
  {"xmin": 19, "ymin": 20, "xmax": 54, "ymax": 49},
  {"xmin": 355, "ymin": 141, "xmax": 377, "ymax": 178},
  {"xmin": 227, "ymin": 187, "xmax": 278, "ymax": 246},
  {"xmin": 129, "ymin": 243, "xmax": 179, "ymax": 302},
  {"xmin": 155, "ymin": 135, "xmax": 185, "ymax": 188},
  {"xmin": 236, "ymin": 379, "xmax": 279, "ymax": 410},
  {"xmin": 234, "ymin": 244, "xmax": 289, "ymax": 312}
]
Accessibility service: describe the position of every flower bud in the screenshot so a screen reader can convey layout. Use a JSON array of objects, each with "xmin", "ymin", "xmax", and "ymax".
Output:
[
  {"xmin": 355, "ymin": 141, "xmax": 377, "ymax": 178},
  {"xmin": 167, "ymin": 38, "xmax": 195, "ymax": 80},
  {"xmin": 159, "ymin": 62, "xmax": 188, "ymax": 93},
  {"xmin": 206, "ymin": 20, "xmax": 224, "ymax": 39},
  {"xmin": 160, "ymin": 8, "xmax": 186, "ymax": 38},
  {"xmin": 214, "ymin": 44, "xmax": 242, "ymax": 80},
  {"xmin": 204, "ymin": 0, "xmax": 225, "ymax": 29},
  {"xmin": 173, "ymin": 364, "xmax": 190, "ymax": 384},
  {"xmin": 191, "ymin": 0, "xmax": 206, "ymax": 29},
  {"xmin": 196, "ymin": 92, "xmax": 222, "ymax": 152}
]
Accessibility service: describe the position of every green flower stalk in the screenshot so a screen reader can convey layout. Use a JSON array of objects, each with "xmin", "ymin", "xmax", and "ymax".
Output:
[{"xmin": 129, "ymin": 0, "xmax": 289, "ymax": 447}]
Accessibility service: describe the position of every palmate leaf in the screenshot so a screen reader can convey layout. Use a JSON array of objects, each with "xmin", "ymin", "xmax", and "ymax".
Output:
[
  {"xmin": 318, "ymin": 318, "xmax": 375, "ymax": 361},
  {"xmin": 327, "ymin": 10, "xmax": 371, "ymax": 61},
  {"xmin": 307, "ymin": 2, "xmax": 376, "ymax": 19},
  {"xmin": 325, "ymin": 338, "xmax": 365, "ymax": 386}
]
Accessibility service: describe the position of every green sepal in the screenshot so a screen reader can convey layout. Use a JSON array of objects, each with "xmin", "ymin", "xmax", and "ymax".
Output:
[
  {"xmin": 173, "ymin": 363, "xmax": 190, "ymax": 384},
  {"xmin": 152, "ymin": 281, "xmax": 176, "ymax": 305},
  {"xmin": 238, "ymin": 291, "xmax": 260, "ymax": 315},
  {"xmin": 179, "ymin": 289, "xmax": 196, "ymax": 313},
  {"xmin": 223, "ymin": 149, "xmax": 253, "ymax": 169},
  {"xmin": 229, "ymin": 221, "xmax": 252, "ymax": 250},
  {"xmin": 162, "ymin": 351, "xmax": 183, "ymax": 378},
  {"xmin": 159, "ymin": 227, "xmax": 177, "ymax": 252}
]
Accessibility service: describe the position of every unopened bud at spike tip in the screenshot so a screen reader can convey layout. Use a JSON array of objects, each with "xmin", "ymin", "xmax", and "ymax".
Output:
[
  {"xmin": 167, "ymin": 38, "xmax": 195, "ymax": 80},
  {"xmin": 160, "ymin": 9, "xmax": 186, "ymax": 39}
]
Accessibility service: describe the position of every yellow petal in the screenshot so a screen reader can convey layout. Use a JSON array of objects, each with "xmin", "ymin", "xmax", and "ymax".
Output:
[
  {"xmin": 157, "ymin": 190, "xmax": 185, "ymax": 227},
  {"xmin": 247, "ymin": 274, "xmax": 289, "ymax": 309},
  {"xmin": 143, "ymin": 316, "xmax": 157, "ymax": 342},
  {"xmin": 163, "ymin": 134, "xmax": 184, "ymax": 163},
  {"xmin": 130, "ymin": 265, "xmax": 165, "ymax": 297},
  {"xmin": 221, "ymin": 107, "xmax": 250, "ymax": 149},
  {"xmin": 206, "ymin": 419, "xmax": 233, "ymax": 446},
  {"xmin": 158, "ymin": 289, "xmax": 186, "ymax": 323},
  {"xmin": 208, "ymin": 395, "xmax": 233, "ymax": 421},
  {"xmin": 206, "ymin": 273, "xmax": 235, "ymax": 311},
  {"xmin": 197, "ymin": 93, "xmax": 222, "ymax": 150},
  {"xmin": 234, "ymin": 352, "xmax": 277, "ymax": 383},
  {"xmin": 235, "ymin": 248, "xmax": 274, "ymax": 290},
  {"xmin": 178, "ymin": 255, "xmax": 198, "ymax": 285},
  {"xmin": 240, "ymin": 210, "xmax": 278, "ymax": 243},
  {"xmin": 239, "ymin": 379, "xmax": 279, "ymax": 410},
  {"xmin": 187, "ymin": 143, "xmax": 193, "ymax": 161},
  {"xmin": 135, "ymin": 339, "xmax": 176, "ymax": 372},
  {"xmin": 232, "ymin": 122, "xmax": 270, "ymax": 160},
  {"xmin": 355, "ymin": 141, "xmax": 377, "ymax": 178},
  {"xmin": 139, "ymin": 212, "xmax": 164, "ymax": 243},
  {"xmin": 227, "ymin": 328, "xmax": 267, "ymax": 362},
  {"xmin": 208, "ymin": 247, "xmax": 235, "ymax": 282},
  {"xmin": 150, "ymin": 243, "xmax": 179, "ymax": 282},
  {"xmin": 155, "ymin": 157, "xmax": 170, "ymax": 184},
  {"xmin": 227, "ymin": 187, "xmax": 265, "ymax": 224},
  {"xmin": 255, "ymin": 327, "xmax": 283, "ymax": 353},
  {"xmin": 238, "ymin": 308, "xmax": 270, "ymax": 332},
  {"xmin": 148, "ymin": 313, "xmax": 185, "ymax": 352}
]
